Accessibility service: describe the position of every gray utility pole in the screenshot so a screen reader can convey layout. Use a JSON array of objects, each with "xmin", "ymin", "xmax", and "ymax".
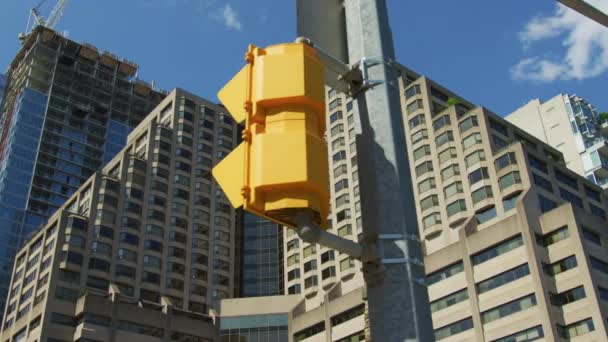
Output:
[{"xmin": 297, "ymin": 0, "xmax": 434, "ymax": 341}]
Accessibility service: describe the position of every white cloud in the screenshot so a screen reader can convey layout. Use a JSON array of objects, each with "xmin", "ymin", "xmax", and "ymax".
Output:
[
  {"xmin": 512, "ymin": 0, "xmax": 608, "ymax": 82},
  {"xmin": 214, "ymin": 4, "xmax": 242, "ymax": 31}
]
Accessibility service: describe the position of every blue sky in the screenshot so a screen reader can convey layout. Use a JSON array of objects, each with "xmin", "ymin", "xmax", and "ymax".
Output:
[{"xmin": 1, "ymin": 0, "xmax": 606, "ymax": 116}]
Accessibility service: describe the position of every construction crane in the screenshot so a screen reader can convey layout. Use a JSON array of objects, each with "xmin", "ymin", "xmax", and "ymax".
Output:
[
  {"xmin": 19, "ymin": 0, "xmax": 71, "ymax": 42},
  {"xmin": 558, "ymin": 0, "xmax": 608, "ymax": 27}
]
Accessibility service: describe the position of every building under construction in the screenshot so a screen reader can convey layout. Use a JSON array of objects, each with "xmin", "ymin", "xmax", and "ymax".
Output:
[{"xmin": 0, "ymin": 26, "xmax": 165, "ymax": 318}]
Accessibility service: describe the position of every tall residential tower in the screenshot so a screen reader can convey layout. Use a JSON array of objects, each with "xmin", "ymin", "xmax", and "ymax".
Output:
[
  {"xmin": 0, "ymin": 88, "xmax": 238, "ymax": 341},
  {"xmin": 280, "ymin": 65, "xmax": 608, "ymax": 341},
  {"xmin": 506, "ymin": 94, "xmax": 608, "ymax": 188},
  {"xmin": 0, "ymin": 26, "xmax": 165, "ymax": 314}
]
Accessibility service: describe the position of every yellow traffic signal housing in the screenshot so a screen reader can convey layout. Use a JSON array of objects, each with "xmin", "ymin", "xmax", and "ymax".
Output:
[{"xmin": 212, "ymin": 43, "xmax": 329, "ymax": 229}]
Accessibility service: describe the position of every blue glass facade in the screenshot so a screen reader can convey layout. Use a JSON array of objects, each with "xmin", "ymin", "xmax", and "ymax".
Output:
[
  {"xmin": 0, "ymin": 74, "xmax": 6, "ymax": 105},
  {"xmin": 0, "ymin": 27, "xmax": 165, "ymax": 318},
  {"xmin": 241, "ymin": 213, "xmax": 284, "ymax": 297},
  {"xmin": 0, "ymin": 87, "xmax": 47, "ymax": 304},
  {"xmin": 102, "ymin": 119, "xmax": 132, "ymax": 165},
  {"xmin": 220, "ymin": 313, "xmax": 289, "ymax": 342}
]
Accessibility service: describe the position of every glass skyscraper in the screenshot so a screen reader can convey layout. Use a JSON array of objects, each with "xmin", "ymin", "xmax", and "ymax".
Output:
[
  {"xmin": 0, "ymin": 74, "xmax": 6, "ymax": 104},
  {"xmin": 240, "ymin": 213, "xmax": 284, "ymax": 297},
  {"xmin": 0, "ymin": 26, "xmax": 164, "ymax": 316}
]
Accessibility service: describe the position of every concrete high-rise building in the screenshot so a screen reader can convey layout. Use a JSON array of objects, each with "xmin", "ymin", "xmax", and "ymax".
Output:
[
  {"xmin": 506, "ymin": 94, "xmax": 608, "ymax": 188},
  {"xmin": 0, "ymin": 88, "xmax": 238, "ymax": 341},
  {"xmin": 279, "ymin": 65, "xmax": 608, "ymax": 341},
  {"xmin": 0, "ymin": 26, "xmax": 165, "ymax": 315},
  {"xmin": 240, "ymin": 213, "xmax": 284, "ymax": 298}
]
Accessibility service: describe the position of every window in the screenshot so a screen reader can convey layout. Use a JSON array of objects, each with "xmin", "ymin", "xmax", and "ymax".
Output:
[
  {"xmin": 489, "ymin": 119, "xmax": 508, "ymax": 136},
  {"xmin": 535, "ymin": 226, "xmax": 569, "ymax": 247},
  {"xmin": 441, "ymin": 164, "xmax": 460, "ymax": 181},
  {"xmin": 338, "ymin": 225, "xmax": 352, "ymax": 237},
  {"xmin": 414, "ymin": 145, "xmax": 431, "ymax": 161},
  {"xmin": 584, "ymin": 186, "xmax": 601, "ymax": 202},
  {"xmin": 340, "ymin": 257, "xmax": 355, "ymax": 271},
  {"xmin": 304, "ymin": 275, "xmax": 318, "ymax": 288},
  {"xmin": 468, "ymin": 167, "xmax": 489, "ymax": 185},
  {"xmin": 499, "ymin": 171, "xmax": 521, "ymax": 190},
  {"xmin": 495, "ymin": 152, "xmax": 516, "ymax": 170},
  {"xmin": 435, "ymin": 131, "xmax": 454, "ymax": 147},
  {"xmin": 438, "ymin": 147, "xmax": 457, "ymax": 164},
  {"xmin": 528, "ymin": 154, "xmax": 547, "ymax": 173},
  {"xmin": 598, "ymin": 287, "xmax": 608, "ymax": 301},
  {"xmin": 550, "ymin": 286, "xmax": 585, "ymax": 306},
  {"xmin": 427, "ymin": 261, "xmax": 464, "ymax": 285},
  {"xmin": 294, "ymin": 321, "xmax": 325, "ymax": 341},
  {"xmin": 304, "ymin": 260, "xmax": 317, "ymax": 273},
  {"xmin": 418, "ymin": 178, "xmax": 436, "ymax": 193},
  {"xmin": 409, "ymin": 114, "xmax": 425, "ymax": 129},
  {"xmin": 590, "ymin": 256, "xmax": 608, "ymax": 274},
  {"xmin": 336, "ymin": 209, "xmax": 351, "ymax": 222},
  {"xmin": 303, "ymin": 245, "xmax": 316, "ymax": 258},
  {"xmin": 434, "ymin": 317, "xmax": 473, "ymax": 341},
  {"xmin": 462, "ymin": 133, "xmax": 482, "ymax": 149},
  {"xmin": 335, "ymin": 179, "xmax": 349, "ymax": 193},
  {"xmin": 559, "ymin": 188, "xmax": 583, "ymax": 208},
  {"xmin": 411, "ymin": 129, "xmax": 428, "ymax": 144},
  {"xmin": 406, "ymin": 99, "xmax": 424, "ymax": 114},
  {"xmin": 330, "ymin": 111, "xmax": 343, "ymax": 124},
  {"xmin": 287, "ymin": 254, "xmax": 300, "ymax": 266},
  {"xmin": 423, "ymin": 212, "xmax": 441, "ymax": 229},
  {"xmin": 533, "ymin": 173, "xmax": 553, "ymax": 192},
  {"xmin": 330, "ymin": 304, "xmax": 365, "ymax": 326},
  {"xmin": 430, "ymin": 289, "xmax": 468, "ymax": 313},
  {"xmin": 117, "ymin": 320, "xmax": 163, "ymax": 337},
  {"xmin": 492, "ymin": 135, "xmax": 509, "ymax": 149},
  {"xmin": 472, "ymin": 186, "xmax": 493, "ymax": 204},
  {"xmin": 405, "ymin": 84, "xmax": 421, "ymax": 99},
  {"xmin": 421, "ymin": 195, "xmax": 439, "ymax": 211},
  {"xmin": 332, "ymin": 137, "xmax": 346, "ymax": 150},
  {"xmin": 465, "ymin": 150, "xmax": 485, "ymax": 167},
  {"xmin": 433, "ymin": 115, "xmax": 451, "ymax": 131},
  {"xmin": 538, "ymin": 194, "xmax": 556, "ymax": 213},
  {"xmin": 322, "ymin": 266, "xmax": 336, "ymax": 280},
  {"xmin": 493, "ymin": 326, "xmax": 544, "ymax": 342},
  {"xmin": 476, "ymin": 205, "xmax": 496, "ymax": 223},
  {"xmin": 288, "ymin": 269, "xmax": 300, "ymax": 281},
  {"xmin": 557, "ymin": 318, "xmax": 595, "ymax": 339},
  {"xmin": 477, "ymin": 264, "xmax": 530, "ymax": 294},
  {"xmin": 444, "ymin": 181, "xmax": 463, "ymax": 198},
  {"xmin": 330, "ymin": 124, "xmax": 344, "ymax": 137},
  {"xmin": 481, "ymin": 294, "xmax": 536, "ymax": 323},
  {"xmin": 447, "ymin": 199, "xmax": 467, "ymax": 217},
  {"xmin": 333, "ymin": 151, "xmax": 347, "ymax": 163},
  {"xmin": 582, "ymin": 228, "xmax": 601, "ymax": 245},
  {"xmin": 555, "ymin": 169, "xmax": 578, "ymax": 189},
  {"xmin": 458, "ymin": 116, "xmax": 478, "ymax": 132},
  {"xmin": 590, "ymin": 204, "xmax": 606, "ymax": 220},
  {"xmin": 543, "ymin": 255, "xmax": 577, "ymax": 276},
  {"xmin": 415, "ymin": 161, "xmax": 434, "ymax": 177},
  {"xmin": 472, "ymin": 235, "xmax": 523, "ymax": 265}
]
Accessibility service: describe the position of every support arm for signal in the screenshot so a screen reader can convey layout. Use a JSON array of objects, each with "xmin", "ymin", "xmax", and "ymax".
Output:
[{"xmin": 294, "ymin": 210, "xmax": 377, "ymax": 263}]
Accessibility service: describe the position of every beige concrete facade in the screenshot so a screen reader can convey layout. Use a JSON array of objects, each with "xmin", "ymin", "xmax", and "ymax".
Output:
[
  {"xmin": 506, "ymin": 94, "xmax": 608, "ymax": 188},
  {"xmin": 0, "ymin": 88, "xmax": 238, "ymax": 341},
  {"xmin": 281, "ymin": 66, "xmax": 608, "ymax": 341}
]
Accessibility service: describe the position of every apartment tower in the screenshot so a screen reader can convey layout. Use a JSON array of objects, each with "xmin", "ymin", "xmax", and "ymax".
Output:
[
  {"xmin": 281, "ymin": 65, "xmax": 608, "ymax": 341},
  {"xmin": 506, "ymin": 94, "xmax": 608, "ymax": 188},
  {"xmin": 0, "ymin": 88, "xmax": 238, "ymax": 341},
  {"xmin": 0, "ymin": 26, "xmax": 166, "ymax": 314}
]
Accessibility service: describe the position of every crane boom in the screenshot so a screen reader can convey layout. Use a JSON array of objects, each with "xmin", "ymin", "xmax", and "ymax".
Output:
[
  {"xmin": 46, "ymin": 0, "xmax": 70, "ymax": 29},
  {"xmin": 557, "ymin": 0, "xmax": 608, "ymax": 28}
]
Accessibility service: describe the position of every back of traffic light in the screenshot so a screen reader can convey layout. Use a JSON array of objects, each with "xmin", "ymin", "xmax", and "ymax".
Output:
[{"xmin": 212, "ymin": 43, "xmax": 329, "ymax": 229}]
